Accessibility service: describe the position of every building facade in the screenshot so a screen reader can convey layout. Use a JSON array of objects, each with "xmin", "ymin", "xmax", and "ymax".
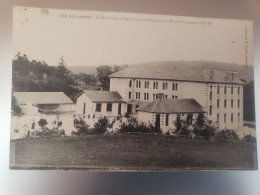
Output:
[
  {"xmin": 137, "ymin": 98, "xmax": 205, "ymax": 133},
  {"xmin": 74, "ymin": 90, "xmax": 126, "ymax": 118},
  {"xmin": 13, "ymin": 92, "xmax": 74, "ymax": 115},
  {"xmin": 109, "ymin": 68, "xmax": 244, "ymax": 130}
]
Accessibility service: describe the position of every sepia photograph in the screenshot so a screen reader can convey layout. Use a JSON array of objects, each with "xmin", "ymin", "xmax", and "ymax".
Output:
[{"xmin": 10, "ymin": 6, "xmax": 257, "ymax": 170}]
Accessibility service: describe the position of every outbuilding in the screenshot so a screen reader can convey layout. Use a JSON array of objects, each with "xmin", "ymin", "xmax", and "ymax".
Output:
[
  {"xmin": 137, "ymin": 96, "xmax": 206, "ymax": 133},
  {"xmin": 75, "ymin": 90, "xmax": 126, "ymax": 118},
  {"xmin": 13, "ymin": 92, "xmax": 74, "ymax": 115}
]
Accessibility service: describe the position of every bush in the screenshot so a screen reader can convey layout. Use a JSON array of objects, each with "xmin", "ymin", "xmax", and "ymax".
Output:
[
  {"xmin": 72, "ymin": 116, "xmax": 111, "ymax": 135},
  {"xmin": 124, "ymin": 113, "xmax": 130, "ymax": 118},
  {"xmin": 193, "ymin": 119, "xmax": 218, "ymax": 140},
  {"xmin": 93, "ymin": 117, "xmax": 109, "ymax": 134},
  {"xmin": 35, "ymin": 128, "xmax": 65, "ymax": 137},
  {"xmin": 215, "ymin": 129, "xmax": 239, "ymax": 143},
  {"xmin": 242, "ymin": 134, "xmax": 256, "ymax": 142},
  {"xmin": 35, "ymin": 118, "xmax": 65, "ymax": 137},
  {"xmin": 38, "ymin": 118, "xmax": 48, "ymax": 129},
  {"xmin": 174, "ymin": 118, "xmax": 192, "ymax": 137},
  {"xmin": 118, "ymin": 120, "xmax": 162, "ymax": 134},
  {"xmin": 72, "ymin": 117, "xmax": 91, "ymax": 135}
]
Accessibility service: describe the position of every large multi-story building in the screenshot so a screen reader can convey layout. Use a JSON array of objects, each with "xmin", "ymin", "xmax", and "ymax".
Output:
[{"xmin": 109, "ymin": 68, "xmax": 244, "ymax": 130}]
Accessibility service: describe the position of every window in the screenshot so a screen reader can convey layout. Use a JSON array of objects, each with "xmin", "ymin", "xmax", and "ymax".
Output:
[
  {"xmin": 136, "ymin": 80, "xmax": 141, "ymax": 88},
  {"xmin": 153, "ymin": 94, "xmax": 156, "ymax": 100},
  {"xmin": 210, "ymin": 85, "xmax": 212, "ymax": 89},
  {"xmin": 128, "ymin": 92, "xmax": 132, "ymax": 99},
  {"xmin": 144, "ymin": 93, "xmax": 149, "ymax": 100},
  {"xmin": 163, "ymin": 82, "xmax": 168, "ymax": 90},
  {"xmin": 224, "ymin": 114, "xmax": 227, "ymax": 123},
  {"xmin": 209, "ymin": 105, "xmax": 212, "ymax": 115},
  {"xmin": 153, "ymin": 81, "xmax": 158, "ymax": 89},
  {"xmin": 83, "ymin": 102, "xmax": 86, "ymax": 114},
  {"xmin": 210, "ymin": 91, "xmax": 212, "ymax": 100},
  {"xmin": 107, "ymin": 103, "xmax": 112, "ymax": 112},
  {"xmin": 217, "ymin": 114, "xmax": 219, "ymax": 123},
  {"xmin": 238, "ymin": 113, "xmax": 240, "ymax": 122},
  {"xmin": 231, "ymin": 86, "xmax": 233, "ymax": 94},
  {"xmin": 136, "ymin": 92, "xmax": 141, "ymax": 99},
  {"xmin": 144, "ymin": 81, "xmax": 149, "ymax": 88},
  {"xmin": 164, "ymin": 95, "xmax": 167, "ymax": 99},
  {"xmin": 166, "ymin": 114, "xmax": 169, "ymax": 126},
  {"xmin": 217, "ymin": 100, "xmax": 220, "ymax": 108},
  {"xmin": 153, "ymin": 94, "xmax": 158, "ymax": 100},
  {"xmin": 129, "ymin": 80, "xmax": 132, "ymax": 88},
  {"xmin": 172, "ymin": 96, "xmax": 178, "ymax": 99},
  {"xmin": 224, "ymin": 100, "xmax": 227, "ymax": 108},
  {"xmin": 187, "ymin": 114, "xmax": 193, "ymax": 125},
  {"xmin": 224, "ymin": 86, "xmax": 227, "ymax": 94},
  {"xmin": 238, "ymin": 100, "xmax": 240, "ymax": 108},
  {"xmin": 172, "ymin": 83, "xmax": 178, "ymax": 91},
  {"xmin": 231, "ymin": 113, "xmax": 233, "ymax": 122},
  {"xmin": 238, "ymin": 86, "xmax": 240, "ymax": 94},
  {"xmin": 96, "ymin": 103, "xmax": 102, "ymax": 112},
  {"xmin": 217, "ymin": 85, "xmax": 220, "ymax": 94},
  {"xmin": 231, "ymin": 100, "xmax": 234, "ymax": 108}
]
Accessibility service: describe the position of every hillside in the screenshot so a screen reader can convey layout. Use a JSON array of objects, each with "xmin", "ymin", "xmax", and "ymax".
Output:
[{"xmin": 68, "ymin": 61, "xmax": 254, "ymax": 83}]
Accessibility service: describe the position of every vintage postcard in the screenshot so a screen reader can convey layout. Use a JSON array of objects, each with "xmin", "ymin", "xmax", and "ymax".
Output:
[{"xmin": 10, "ymin": 6, "xmax": 257, "ymax": 170}]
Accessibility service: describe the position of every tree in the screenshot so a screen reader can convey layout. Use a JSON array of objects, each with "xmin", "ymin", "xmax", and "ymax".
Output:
[
  {"xmin": 96, "ymin": 65, "xmax": 127, "ymax": 90},
  {"xmin": 193, "ymin": 118, "xmax": 218, "ymax": 140},
  {"xmin": 56, "ymin": 56, "xmax": 71, "ymax": 80},
  {"xmin": 12, "ymin": 53, "xmax": 79, "ymax": 99},
  {"xmin": 96, "ymin": 65, "xmax": 113, "ymax": 90},
  {"xmin": 243, "ymin": 81, "xmax": 255, "ymax": 121},
  {"xmin": 38, "ymin": 119, "xmax": 48, "ymax": 129}
]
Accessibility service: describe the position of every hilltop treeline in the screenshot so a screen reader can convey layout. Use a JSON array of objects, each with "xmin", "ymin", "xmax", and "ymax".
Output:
[
  {"xmin": 12, "ymin": 53, "xmax": 125, "ymax": 99},
  {"xmin": 12, "ymin": 53, "xmax": 79, "ymax": 99}
]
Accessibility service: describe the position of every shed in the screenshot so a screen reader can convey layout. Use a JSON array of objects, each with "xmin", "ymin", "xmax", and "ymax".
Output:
[{"xmin": 13, "ymin": 92, "xmax": 74, "ymax": 115}]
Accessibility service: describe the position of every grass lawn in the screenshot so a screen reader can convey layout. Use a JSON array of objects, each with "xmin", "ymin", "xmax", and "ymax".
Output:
[{"xmin": 10, "ymin": 135, "xmax": 258, "ymax": 170}]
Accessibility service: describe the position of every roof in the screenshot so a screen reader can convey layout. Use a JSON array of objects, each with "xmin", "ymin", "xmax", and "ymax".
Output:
[
  {"xmin": 75, "ymin": 90, "xmax": 124, "ymax": 103},
  {"xmin": 13, "ymin": 92, "xmax": 73, "ymax": 104},
  {"xmin": 137, "ymin": 99, "xmax": 205, "ymax": 114},
  {"xmin": 109, "ymin": 68, "xmax": 245, "ymax": 85}
]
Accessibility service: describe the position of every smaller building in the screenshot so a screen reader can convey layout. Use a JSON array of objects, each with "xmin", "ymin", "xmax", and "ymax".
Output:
[
  {"xmin": 75, "ymin": 90, "xmax": 126, "ymax": 118},
  {"xmin": 13, "ymin": 92, "xmax": 74, "ymax": 115},
  {"xmin": 137, "ymin": 97, "xmax": 205, "ymax": 133}
]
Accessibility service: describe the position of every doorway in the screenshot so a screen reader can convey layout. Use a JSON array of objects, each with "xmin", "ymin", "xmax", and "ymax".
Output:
[
  {"xmin": 118, "ymin": 103, "xmax": 122, "ymax": 115},
  {"xmin": 127, "ymin": 104, "xmax": 132, "ymax": 114},
  {"xmin": 155, "ymin": 114, "xmax": 160, "ymax": 129}
]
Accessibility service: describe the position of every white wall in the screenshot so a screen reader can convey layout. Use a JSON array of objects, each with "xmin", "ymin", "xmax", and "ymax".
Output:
[
  {"xmin": 207, "ymin": 84, "xmax": 244, "ymax": 130},
  {"xmin": 75, "ymin": 92, "xmax": 95, "ymax": 115},
  {"xmin": 76, "ymin": 92, "xmax": 126, "ymax": 118},
  {"xmin": 182, "ymin": 82, "xmax": 206, "ymax": 107},
  {"xmin": 110, "ymin": 78, "xmax": 128, "ymax": 99}
]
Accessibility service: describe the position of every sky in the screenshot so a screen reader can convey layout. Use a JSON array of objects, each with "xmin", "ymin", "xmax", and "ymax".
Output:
[{"xmin": 13, "ymin": 6, "xmax": 254, "ymax": 67}]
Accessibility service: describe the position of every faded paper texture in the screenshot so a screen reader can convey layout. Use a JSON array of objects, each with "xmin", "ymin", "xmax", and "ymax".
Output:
[{"xmin": 10, "ymin": 6, "xmax": 257, "ymax": 170}]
